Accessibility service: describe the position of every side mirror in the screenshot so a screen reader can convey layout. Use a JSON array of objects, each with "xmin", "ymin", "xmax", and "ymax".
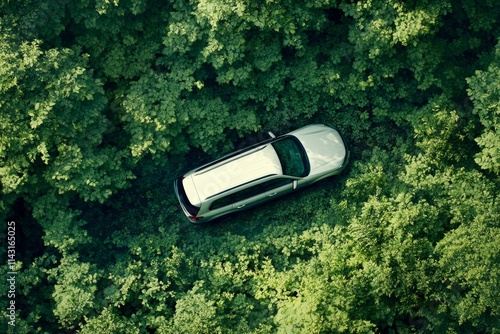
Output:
[
  {"xmin": 268, "ymin": 131, "xmax": 276, "ymax": 138},
  {"xmin": 292, "ymin": 180, "xmax": 298, "ymax": 190}
]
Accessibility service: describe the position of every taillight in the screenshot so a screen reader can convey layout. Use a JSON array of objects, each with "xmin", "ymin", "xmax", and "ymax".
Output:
[{"xmin": 189, "ymin": 216, "xmax": 204, "ymax": 221}]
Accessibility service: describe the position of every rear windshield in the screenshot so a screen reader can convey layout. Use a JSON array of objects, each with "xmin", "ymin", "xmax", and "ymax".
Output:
[
  {"xmin": 271, "ymin": 137, "xmax": 309, "ymax": 177},
  {"xmin": 176, "ymin": 178, "xmax": 200, "ymax": 216}
]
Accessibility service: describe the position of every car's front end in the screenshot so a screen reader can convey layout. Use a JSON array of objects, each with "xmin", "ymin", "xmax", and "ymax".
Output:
[{"xmin": 290, "ymin": 124, "xmax": 350, "ymax": 182}]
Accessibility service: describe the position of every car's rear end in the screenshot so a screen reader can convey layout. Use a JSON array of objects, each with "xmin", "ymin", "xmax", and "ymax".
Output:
[
  {"xmin": 173, "ymin": 176, "xmax": 205, "ymax": 222},
  {"xmin": 174, "ymin": 144, "xmax": 283, "ymax": 223}
]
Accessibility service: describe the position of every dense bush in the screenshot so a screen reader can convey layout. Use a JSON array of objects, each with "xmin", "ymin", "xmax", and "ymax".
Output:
[{"xmin": 1, "ymin": 0, "xmax": 499, "ymax": 333}]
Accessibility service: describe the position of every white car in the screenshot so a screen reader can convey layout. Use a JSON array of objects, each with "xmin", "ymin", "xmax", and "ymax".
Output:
[{"xmin": 174, "ymin": 124, "xmax": 350, "ymax": 223}]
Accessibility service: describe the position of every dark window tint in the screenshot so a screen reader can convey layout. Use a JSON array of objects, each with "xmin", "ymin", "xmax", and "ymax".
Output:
[
  {"xmin": 271, "ymin": 137, "xmax": 308, "ymax": 177},
  {"xmin": 209, "ymin": 178, "xmax": 291, "ymax": 210}
]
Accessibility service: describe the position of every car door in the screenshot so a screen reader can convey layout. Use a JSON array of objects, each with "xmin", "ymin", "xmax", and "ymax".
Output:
[
  {"xmin": 232, "ymin": 178, "xmax": 295, "ymax": 210},
  {"xmin": 230, "ymin": 184, "xmax": 269, "ymax": 211},
  {"xmin": 208, "ymin": 182, "xmax": 271, "ymax": 217},
  {"xmin": 263, "ymin": 178, "xmax": 295, "ymax": 199}
]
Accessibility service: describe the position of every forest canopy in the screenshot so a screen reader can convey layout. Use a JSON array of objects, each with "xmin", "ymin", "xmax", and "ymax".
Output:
[{"xmin": 1, "ymin": 0, "xmax": 499, "ymax": 333}]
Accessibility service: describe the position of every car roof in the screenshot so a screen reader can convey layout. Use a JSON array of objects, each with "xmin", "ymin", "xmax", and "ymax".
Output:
[{"xmin": 183, "ymin": 144, "xmax": 283, "ymax": 206}]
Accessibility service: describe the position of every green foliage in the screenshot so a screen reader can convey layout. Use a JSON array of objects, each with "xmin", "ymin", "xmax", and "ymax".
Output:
[
  {"xmin": 79, "ymin": 307, "xmax": 142, "ymax": 334},
  {"xmin": 31, "ymin": 191, "xmax": 92, "ymax": 253},
  {"xmin": 166, "ymin": 288, "xmax": 221, "ymax": 334},
  {"xmin": 467, "ymin": 40, "xmax": 500, "ymax": 174},
  {"xmin": 433, "ymin": 218, "xmax": 500, "ymax": 331},
  {"xmin": 2, "ymin": 0, "xmax": 500, "ymax": 333},
  {"xmin": 121, "ymin": 72, "xmax": 235, "ymax": 156},
  {"xmin": 49, "ymin": 254, "xmax": 100, "ymax": 329},
  {"xmin": 397, "ymin": 139, "xmax": 500, "ymax": 332},
  {"xmin": 0, "ymin": 36, "xmax": 134, "ymax": 207}
]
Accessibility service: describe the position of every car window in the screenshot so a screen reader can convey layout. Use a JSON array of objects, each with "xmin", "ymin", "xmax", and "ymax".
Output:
[
  {"xmin": 209, "ymin": 178, "xmax": 291, "ymax": 210},
  {"xmin": 259, "ymin": 178, "xmax": 291, "ymax": 192},
  {"xmin": 271, "ymin": 137, "xmax": 308, "ymax": 177}
]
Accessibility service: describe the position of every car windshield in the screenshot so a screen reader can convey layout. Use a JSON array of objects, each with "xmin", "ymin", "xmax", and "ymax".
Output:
[{"xmin": 271, "ymin": 137, "xmax": 309, "ymax": 177}]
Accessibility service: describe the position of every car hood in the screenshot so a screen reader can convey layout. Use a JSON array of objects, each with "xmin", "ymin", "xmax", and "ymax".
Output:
[{"xmin": 290, "ymin": 124, "xmax": 347, "ymax": 171}]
